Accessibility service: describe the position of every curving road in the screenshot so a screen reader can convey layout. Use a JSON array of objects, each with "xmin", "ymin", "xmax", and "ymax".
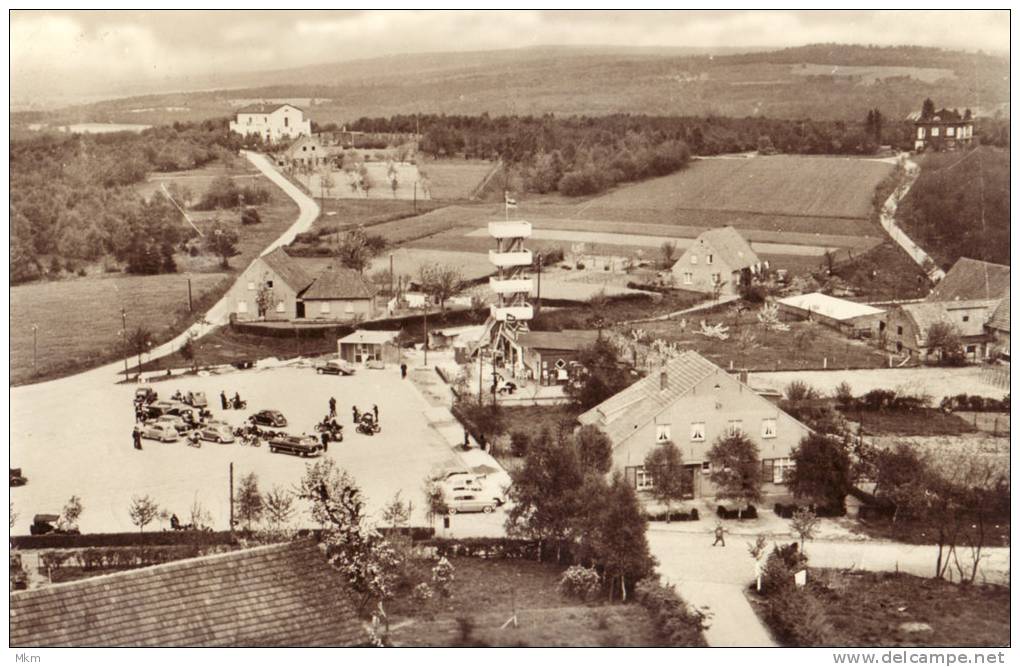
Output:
[{"xmin": 14, "ymin": 151, "xmax": 319, "ymax": 394}]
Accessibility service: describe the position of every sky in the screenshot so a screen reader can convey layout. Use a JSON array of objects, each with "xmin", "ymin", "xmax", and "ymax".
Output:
[{"xmin": 10, "ymin": 9, "xmax": 1011, "ymax": 107}]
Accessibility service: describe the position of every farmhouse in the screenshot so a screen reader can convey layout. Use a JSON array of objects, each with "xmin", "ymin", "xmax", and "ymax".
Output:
[
  {"xmin": 228, "ymin": 248, "xmax": 377, "ymax": 322},
  {"xmin": 515, "ymin": 329, "xmax": 602, "ymax": 386},
  {"xmin": 986, "ymin": 291, "xmax": 1010, "ymax": 359},
  {"xmin": 9, "ymin": 541, "xmax": 365, "ymax": 647},
  {"xmin": 283, "ymin": 134, "xmax": 338, "ymax": 168},
  {"xmin": 228, "ymin": 103, "xmax": 311, "ymax": 143},
  {"xmin": 670, "ymin": 226, "xmax": 762, "ymax": 296},
  {"xmin": 880, "ymin": 299, "xmax": 999, "ymax": 362},
  {"xmin": 577, "ymin": 350, "xmax": 810, "ymax": 500},
  {"xmin": 337, "ymin": 329, "xmax": 400, "ymax": 365},
  {"xmin": 776, "ymin": 292, "xmax": 885, "ymax": 338},
  {"xmin": 911, "ymin": 107, "xmax": 974, "ymax": 152},
  {"xmin": 927, "ymin": 257, "xmax": 1010, "ymax": 302}
]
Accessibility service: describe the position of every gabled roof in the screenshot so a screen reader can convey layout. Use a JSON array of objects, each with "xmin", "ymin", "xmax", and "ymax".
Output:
[
  {"xmin": 674, "ymin": 226, "xmax": 759, "ymax": 272},
  {"xmin": 518, "ymin": 329, "xmax": 601, "ymax": 352},
  {"xmin": 9, "ymin": 541, "xmax": 365, "ymax": 647},
  {"xmin": 987, "ymin": 292, "xmax": 1010, "ymax": 333},
  {"xmin": 261, "ymin": 247, "xmax": 314, "ymax": 293},
  {"xmin": 899, "ymin": 300, "xmax": 999, "ymax": 340},
  {"xmin": 338, "ymin": 329, "xmax": 397, "ymax": 345},
  {"xmin": 927, "ymin": 258, "xmax": 1010, "ymax": 302},
  {"xmin": 578, "ymin": 350, "xmax": 720, "ymax": 446},
  {"xmin": 300, "ymin": 265, "xmax": 378, "ymax": 300},
  {"xmin": 236, "ymin": 103, "xmax": 299, "ymax": 114}
]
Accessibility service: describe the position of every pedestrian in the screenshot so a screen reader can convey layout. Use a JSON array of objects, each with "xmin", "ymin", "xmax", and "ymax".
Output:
[
  {"xmin": 353, "ymin": 406, "xmax": 360, "ymax": 424},
  {"xmin": 712, "ymin": 522, "xmax": 726, "ymax": 547},
  {"xmin": 373, "ymin": 404, "xmax": 379, "ymax": 421},
  {"xmin": 220, "ymin": 391, "xmax": 228, "ymax": 410},
  {"xmin": 400, "ymin": 363, "xmax": 407, "ymax": 379},
  {"xmin": 329, "ymin": 397, "xmax": 337, "ymax": 418},
  {"xmin": 463, "ymin": 430, "xmax": 470, "ymax": 449},
  {"xmin": 321, "ymin": 430, "xmax": 329, "ymax": 452},
  {"xmin": 133, "ymin": 425, "xmax": 143, "ymax": 451}
]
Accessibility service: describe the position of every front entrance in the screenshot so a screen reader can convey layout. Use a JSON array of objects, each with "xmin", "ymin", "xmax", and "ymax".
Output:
[{"xmin": 296, "ymin": 301, "xmax": 305, "ymax": 319}]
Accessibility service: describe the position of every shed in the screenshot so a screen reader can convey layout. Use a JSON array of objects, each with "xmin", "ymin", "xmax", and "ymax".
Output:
[
  {"xmin": 337, "ymin": 329, "xmax": 400, "ymax": 366},
  {"xmin": 776, "ymin": 292, "xmax": 885, "ymax": 337}
]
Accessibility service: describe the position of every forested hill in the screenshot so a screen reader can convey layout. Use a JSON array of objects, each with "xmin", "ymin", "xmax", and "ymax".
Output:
[{"xmin": 14, "ymin": 43, "xmax": 1008, "ymax": 129}]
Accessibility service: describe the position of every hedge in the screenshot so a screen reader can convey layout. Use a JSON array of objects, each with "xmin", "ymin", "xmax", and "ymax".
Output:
[
  {"xmin": 939, "ymin": 393, "xmax": 1010, "ymax": 413},
  {"xmin": 716, "ymin": 504, "xmax": 758, "ymax": 520},
  {"xmin": 12, "ymin": 530, "xmax": 237, "ymax": 550},
  {"xmin": 774, "ymin": 503, "xmax": 845, "ymax": 519},
  {"xmin": 764, "ymin": 588, "xmax": 834, "ymax": 647},
  {"xmin": 38, "ymin": 544, "xmax": 236, "ymax": 571},
  {"xmin": 646, "ymin": 508, "xmax": 700, "ymax": 522},
  {"xmin": 635, "ymin": 580, "xmax": 708, "ymax": 646}
]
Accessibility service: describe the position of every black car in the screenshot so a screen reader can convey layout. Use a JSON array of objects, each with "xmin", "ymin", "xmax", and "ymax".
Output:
[
  {"xmin": 9, "ymin": 468, "xmax": 27, "ymax": 487},
  {"xmin": 250, "ymin": 410, "xmax": 288, "ymax": 428},
  {"xmin": 29, "ymin": 514, "xmax": 79, "ymax": 536},
  {"xmin": 268, "ymin": 434, "xmax": 322, "ymax": 458}
]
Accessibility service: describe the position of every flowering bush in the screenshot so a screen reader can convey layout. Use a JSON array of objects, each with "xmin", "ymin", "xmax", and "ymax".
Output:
[
  {"xmin": 431, "ymin": 557, "xmax": 455, "ymax": 597},
  {"xmin": 558, "ymin": 565, "xmax": 602, "ymax": 601},
  {"xmin": 412, "ymin": 582, "xmax": 434, "ymax": 606}
]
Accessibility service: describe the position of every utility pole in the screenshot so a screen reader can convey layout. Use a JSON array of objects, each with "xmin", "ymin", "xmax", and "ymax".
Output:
[
  {"xmin": 187, "ymin": 278, "xmax": 193, "ymax": 313},
  {"xmin": 413, "ymin": 181, "xmax": 417, "ymax": 213},
  {"xmin": 423, "ymin": 304, "xmax": 429, "ymax": 368},
  {"xmin": 389, "ymin": 253, "xmax": 394, "ymax": 298},
  {"xmin": 121, "ymin": 308, "xmax": 129, "ymax": 381},
  {"xmin": 536, "ymin": 254, "xmax": 543, "ymax": 316},
  {"xmin": 229, "ymin": 462, "xmax": 235, "ymax": 537},
  {"xmin": 478, "ymin": 349, "xmax": 484, "ymax": 404},
  {"xmin": 31, "ymin": 324, "xmax": 38, "ymax": 374}
]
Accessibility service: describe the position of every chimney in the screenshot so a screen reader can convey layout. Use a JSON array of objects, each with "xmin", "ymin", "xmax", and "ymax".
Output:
[
  {"xmin": 659, "ymin": 369, "xmax": 668, "ymax": 391},
  {"xmin": 739, "ymin": 369, "xmax": 749, "ymax": 385}
]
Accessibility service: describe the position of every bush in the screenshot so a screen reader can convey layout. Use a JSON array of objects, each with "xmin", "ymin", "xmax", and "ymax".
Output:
[
  {"xmin": 558, "ymin": 565, "xmax": 602, "ymax": 601},
  {"xmin": 761, "ymin": 544, "xmax": 807, "ymax": 596},
  {"xmin": 509, "ymin": 431, "xmax": 530, "ymax": 458},
  {"xmin": 635, "ymin": 580, "xmax": 708, "ymax": 646},
  {"xmin": 240, "ymin": 207, "xmax": 261, "ymax": 225},
  {"xmin": 646, "ymin": 508, "xmax": 699, "ymax": 522},
  {"xmin": 765, "ymin": 588, "xmax": 833, "ymax": 647},
  {"xmin": 774, "ymin": 503, "xmax": 844, "ymax": 519},
  {"xmin": 431, "ymin": 556, "xmax": 455, "ymax": 597},
  {"xmin": 717, "ymin": 504, "xmax": 757, "ymax": 520},
  {"xmin": 412, "ymin": 582, "xmax": 434, "ymax": 605}
]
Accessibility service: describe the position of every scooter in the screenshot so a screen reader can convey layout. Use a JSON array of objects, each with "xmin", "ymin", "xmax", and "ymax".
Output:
[{"xmin": 186, "ymin": 432, "xmax": 202, "ymax": 449}]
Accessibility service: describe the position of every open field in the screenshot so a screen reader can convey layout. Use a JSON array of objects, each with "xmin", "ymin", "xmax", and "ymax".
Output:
[
  {"xmin": 768, "ymin": 569, "xmax": 1009, "ymax": 647},
  {"xmin": 133, "ymin": 161, "xmax": 260, "ymax": 202},
  {"xmin": 11, "ymin": 166, "xmax": 299, "ymax": 386},
  {"xmin": 419, "ymin": 158, "xmax": 497, "ymax": 200},
  {"xmin": 581, "ymin": 155, "xmax": 894, "ymax": 219},
  {"xmin": 387, "ymin": 557, "xmax": 662, "ymax": 647},
  {"xmin": 790, "ymin": 63, "xmax": 956, "ymax": 84},
  {"xmin": 296, "ymin": 162, "xmax": 423, "ymax": 200}
]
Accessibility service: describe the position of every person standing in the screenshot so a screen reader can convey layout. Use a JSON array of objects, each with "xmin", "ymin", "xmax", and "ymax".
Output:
[
  {"xmin": 373, "ymin": 404, "xmax": 379, "ymax": 422},
  {"xmin": 220, "ymin": 391, "xmax": 228, "ymax": 410},
  {"xmin": 400, "ymin": 363, "xmax": 407, "ymax": 379},
  {"xmin": 329, "ymin": 397, "xmax": 337, "ymax": 419},
  {"xmin": 712, "ymin": 522, "xmax": 726, "ymax": 547},
  {"xmin": 352, "ymin": 406, "xmax": 360, "ymax": 424},
  {"xmin": 133, "ymin": 425, "xmax": 143, "ymax": 451},
  {"xmin": 320, "ymin": 430, "xmax": 329, "ymax": 453}
]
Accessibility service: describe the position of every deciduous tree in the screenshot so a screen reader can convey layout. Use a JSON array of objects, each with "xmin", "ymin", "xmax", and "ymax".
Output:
[
  {"xmin": 129, "ymin": 495, "xmax": 160, "ymax": 533},
  {"xmin": 644, "ymin": 441, "xmax": 687, "ymax": 521},
  {"xmin": 236, "ymin": 472, "xmax": 264, "ymax": 531},
  {"xmin": 707, "ymin": 431, "xmax": 763, "ymax": 517},
  {"xmin": 786, "ymin": 433, "xmax": 852, "ymax": 511}
]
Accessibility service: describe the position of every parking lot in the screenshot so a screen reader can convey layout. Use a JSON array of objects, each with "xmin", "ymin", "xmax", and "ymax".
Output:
[{"xmin": 10, "ymin": 364, "xmax": 491, "ymax": 534}]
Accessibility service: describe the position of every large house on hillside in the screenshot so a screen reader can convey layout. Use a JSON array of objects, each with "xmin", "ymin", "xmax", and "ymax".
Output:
[
  {"xmin": 227, "ymin": 248, "xmax": 377, "ymax": 322},
  {"xmin": 670, "ymin": 226, "xmax": 763, "ymax": 296},
  {"xmin": 229, "ymin": 103, "xmax": 311, "ymax": 143},
  {"xmin": 9, "ymin": 541, "xmax": 365, "ymax": 647},
  {"xmin": 577, "ymin": 351, "xmax": 810, "ymax": 501},
  {"xmin": 911, "ymin": 107, "xmax": 974, "ymax": 152}
]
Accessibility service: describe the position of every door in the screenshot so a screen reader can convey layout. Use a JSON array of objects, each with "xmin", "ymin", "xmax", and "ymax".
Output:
[{"xmin": 296, "ymin": 301, "xmax": 305, "ymax": 319}]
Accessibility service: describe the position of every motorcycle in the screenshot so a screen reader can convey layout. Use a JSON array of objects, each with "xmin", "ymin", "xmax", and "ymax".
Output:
[
  {"xmin": 186, "ymin": 432, "xmax": 202, "ymax": 449},
  {"xmin": 356, "ymin": 416, "xmax": 381, "ymax": 436},
  {"xmin": 315, "ymin": 420, "xmax": 344, "ymax": 442}
]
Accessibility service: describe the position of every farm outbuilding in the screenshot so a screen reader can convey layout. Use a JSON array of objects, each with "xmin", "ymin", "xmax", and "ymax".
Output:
[
  {"xmin": 516, "ymin": 329, "xmax": 602, "ymax": 386},
  {"xmin": 337, "ymin": 329, "xmax": 400, "ymax": 366},
  {"xmin": 776, "ymin": 292, "xmax": 885, "ymax": 338}
]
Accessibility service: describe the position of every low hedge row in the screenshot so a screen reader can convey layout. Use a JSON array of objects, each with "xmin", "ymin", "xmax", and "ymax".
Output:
[
  {"xmin": 420, "ymin": 537, "xmax": 547, "ymax": 561},
  {"xmin": 635, "ymin": 580, "xmax": 708, "ymax": 647},
  {"xmin": 717, "ymin": 504, "xmax": 758, "ymax": 520},
  {"xmin": 939, "ymin": 393, "xmax": 1010, "ymax": 413},
  {"xmin": 774, "ymin": 503, "xmax": 844, "ymax": 519},
  {"xmin": 12, "ymin": 530, "xmax": 237, "ymax": 550},
  {"xmin": 38, "ymin": 544, "xmax": 236, "ymax": 571},
  {"xmin": 646, "ymin": 508, "xmax": 700, "ymax": 522}
]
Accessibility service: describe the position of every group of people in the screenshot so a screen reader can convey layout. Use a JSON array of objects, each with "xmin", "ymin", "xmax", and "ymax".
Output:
[
  {"xmin": 351, "ymin": 403, "xmax": 379, "ymax": 424},
  {"xmin": 220, "ymin": 391, "xmax": 246, "ymax": 410}
]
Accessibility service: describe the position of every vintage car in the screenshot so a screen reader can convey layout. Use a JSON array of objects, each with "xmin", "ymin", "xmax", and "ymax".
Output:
[
  {"xmin": 268, "ymin": 434, "xmax": 322, "ymax": 458},
  {"xmin": 199, "ymin": 422, "xmax": 235, "ymax": 444},
  {"xmin": 143, "ymin": 400, "xmax": 178, "ymax": 420},
  {"xmin": 30, "ymin": 514, "xmax": 79, "ymax": 536},
  {"xmin": 9, "ymin": 468, "xmax": 27, "ymax": 487},
  {"xmin": 141, "ymin": 422, "xmax": 181, "ymax": 442},
  {"xmin": 250, "ymin": 410, "xmax": 288, "ymax": 428},
  {"xmin": 134, "ymin": 387, "xmax": 158, "ymax": 404},
  {"xmin": 314, "ymin": 359, "xmax": 356, "ymax": 376},
  {"xmin": 183, "ymin": 391, "xmax": 209, "ymax": 408},
  {"xmin": 153, "ymin": 414, "xmax": 190, "ymax": 433},
  {"xmin": 444, "ymin": 492, "xmax": 503, "ymax": 515}
]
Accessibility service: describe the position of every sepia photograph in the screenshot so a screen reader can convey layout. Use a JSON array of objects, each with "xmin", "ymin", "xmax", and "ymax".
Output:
[{"xmin": 7, "ymin": 8, "xmax": 1011, "ymax": 656}]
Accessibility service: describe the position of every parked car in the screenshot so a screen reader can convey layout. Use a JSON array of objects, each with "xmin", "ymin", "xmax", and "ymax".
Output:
[
  {"xmin": 142, "ymin": 422, "xmax": 180, "ymax": 442},
  {"xmin": 445, "ymin": 492, "xmax": 502, "ymax": 514},
  {"xmin": 135, "ymin": 387, "xmax": 158, "ymax": 404},
  {"xmin": 250, "ymin": 410, "xmax": 288, "ymax": 428},
  {"xmin": 9, "ymin": 468, "xmax": 27, "ymax": 487},
  {"xmin": 199, "ymin": 422, "xmax": 235, "ymax": 444},
  {"xmin": 165, "ymin": 404, "xmax": 196, "ymax": 423},
  {"xmin": 143, "ymin": 400, "xmax": 177, "ymax": 420},
  {"xmin": 268, "ymin": 434, "xmax": 322, "ymax": 458},
  {"xmin": 154, "ymin": 414, "xmax": 189, "ymax": 433},
  {"xmin": 30, "ymin": 514, "xmax": 79, "ymax": 536},
  {"xmin": 184, "ymin": 391, "xmax": 208, "ymax": 408},
  {"xmin": 315, "ymin": 359, "xmax": 356, "ymax": 376}
]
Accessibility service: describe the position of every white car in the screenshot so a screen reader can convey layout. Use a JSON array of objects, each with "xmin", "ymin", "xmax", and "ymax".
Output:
[
  {"xmin": 199, "ymin": 422, "xmax": 235, "ymax": 444},
  {"xmin": 445, "ymin": 492, "xmax": 503, "ymax": 515},
  {"xmin": 141, "ymin": 423, "xmax": 180, "ymax": 442}
]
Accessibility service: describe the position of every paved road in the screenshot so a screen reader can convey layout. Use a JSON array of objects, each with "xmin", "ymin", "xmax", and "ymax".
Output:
[{"xmin": 648, "ymin": 529, "xmax": 1010, "ymax": 647}]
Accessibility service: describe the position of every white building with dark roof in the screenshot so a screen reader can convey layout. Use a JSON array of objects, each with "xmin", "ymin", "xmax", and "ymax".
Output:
[
  {"xmin": 229, "ymin": 103, "xmax": 311, "ymax": 143},
  {"xmin": 670, "ymin": 226, "xmax": 763, "ymax": 296}
]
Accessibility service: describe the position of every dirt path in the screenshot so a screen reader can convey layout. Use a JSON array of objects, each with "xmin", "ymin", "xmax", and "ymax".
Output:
[{"xmin": 878, "ymin": 155, "xmax": 945, "ymax": 282}]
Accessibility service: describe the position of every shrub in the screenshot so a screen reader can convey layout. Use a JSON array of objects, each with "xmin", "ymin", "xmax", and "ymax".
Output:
[
  {"xmin": 558, "ymin": 565, "xmax": 602, "ymax": 601},
  {"xmin": 240, "ymin": 207, "xmax": 261, "ymax": 225},
  {"xmin": 717, "ymin": 504, "xmax": 757, "ymax": 520},
  {"xmin": 833, "ymin": 381, "xmax": 854, "ymax": 408},
  {"xmin": 765, "ymin": 588, "xmax": 833, "ymax": 647},
  {"xmin": 412, "ymin": 582, "xmax": 434, "ymax": 606},
  {"xmin": 509, "ymin": 431, "xmax": 530, "ymax": 458},
  {"xmin": 635, "ymin": 580, "xmax": 708, "ymax": 646},
  {"xmin": 785, "ymin": 381, "xmax": 819, "ymax": 402},
  {"xmin": 761, "ymin": 544, "xmax": 807, "ymax": 596},
  {"xmin": 431, "ymin": 556, "xmax": 455, "ymax": 597}
]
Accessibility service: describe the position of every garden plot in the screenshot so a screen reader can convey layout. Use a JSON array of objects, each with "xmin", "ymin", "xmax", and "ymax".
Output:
[{"xmin": 298, "ymin": 162, "xmax": 426, "ymax": 200}]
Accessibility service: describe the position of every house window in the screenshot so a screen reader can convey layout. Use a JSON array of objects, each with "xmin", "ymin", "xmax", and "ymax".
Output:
[
  {"xmin": 320, "ymin": 302, "xmax": 331, "ymax": 314},
  {"xmin": 727, "ymin": 419, "xmax": 743, "ymax": 436},
  {"xmin": 932, "ymin": 127, "xmax": 940, "ymax": 137},
  {"xmin": 917, "ymin": 127, "xmax": 924, "ymax": 139},
  {"xmin": 701, "ymin": 461, "xmax": 710, "ymax": 471},
  {"xmin": 237, "ymin": 301, "xmax": 248, "ymax": 314},
  {"xmin": 947, "ymin": 126, "xmax": 955, "ymax": 137},
  {"xmin": 966, "ymin": 345, "xmax": 976, "ymax": 353},
  {"xmin": 962, "ymin": 315, "xmax": 969, "ymax": 322},
  {"xmin": 773, "ymin": 458, "xmax": 795, "ymax": 484},
  {"xmin": 897, "ymin": 326, "xmax": 903, "ymax": 336},
  {"xmin": 275, "ymin": 302, "xmax": 285, "ymax": 313},
  {"xmin": 284, "ymin": 117, "xmax": 289, "ymax": 127},
  {"xmin": 683, "ymin": 272, "xmax": 693, "ymax": 285},
  {"xmin": 761, "ymin": 418, "xmax": 777, "ymax": 439},
  {"xmin": 302, "ymin": 146, "xmax": 307, "ymax": 152},
  {"xmin": 345, "ymin": 302, "xmax": 354, "ymax": 314},
  {"xmin": 690, "ymin": 422, "xmax": 705, "ymax": 442},
  {"xmin": 636, "ymin": 467, "xmax": 655, "ymax": 490},
  {"xmin": 707, "ymin": 254, "xmax": 714, "ymax": 265},
  {"xmin": 266, "ymin": 280, "xmax": 273, "ymax": 288},
  {"xmin": 247, "ymin": 281, "xmax": 255, "ymax": 291},
  {"xmin": 690, "ymin": 254, "xmax": 698, "ymax": 265},
  {"xmin": 655, "ymin": 424, "xmax": 671, "ymax": 443}
]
